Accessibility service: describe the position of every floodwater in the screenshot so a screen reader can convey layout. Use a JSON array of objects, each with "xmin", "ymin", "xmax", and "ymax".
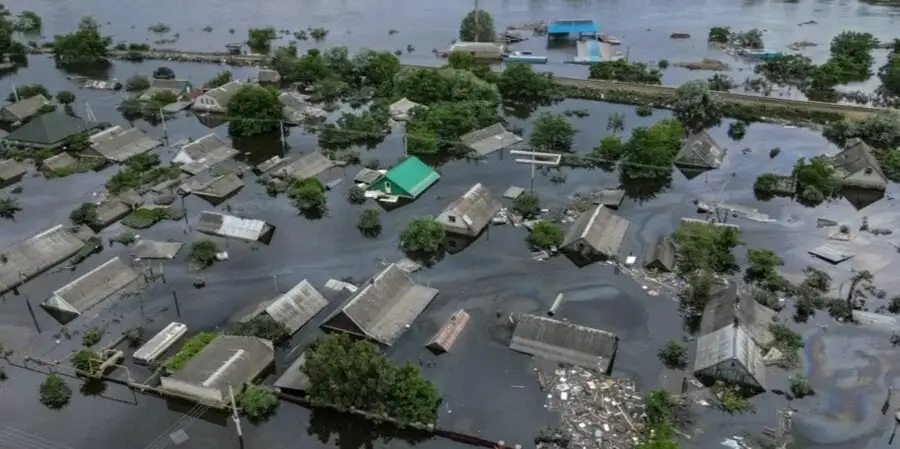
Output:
[{"xmin": 2, "ymin": 0, "xmax": 900, "ymax": 448}]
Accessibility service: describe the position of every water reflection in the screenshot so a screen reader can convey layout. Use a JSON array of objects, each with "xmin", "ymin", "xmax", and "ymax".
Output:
[
  {"xmin": 618, "ymin": 170, "xmax": 672, "ymax": 203},
  {"xmin": 306, "ymin": 407, "xmax": 433, "ymax": 449},
  {"xmin": 232, "ymin": 130, "xmax": 283, "ymax": 165}
]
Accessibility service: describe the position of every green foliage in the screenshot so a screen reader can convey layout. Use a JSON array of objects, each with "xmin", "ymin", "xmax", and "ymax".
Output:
[
  {"xmin": 744, "ymin": 248, "xmax": 784, "ymax": 285},
  {"xmin": 620, "ymin": 119, "xmax": 684, "ymax": 177},
  {"xmin": 405, "ymin": 100, "xmax": 501, "ymax": 156},
  {"xmin": 71, "ymin": 349, "xmax": 101, "ymax": 373},
  {"xmin": 14, "ymin": 11, "xmax": 42, "ymax": 33},
  {"xmin": 879, "ymin": 52, "xmax": 900, "ymax": 97},
  {"xmin": 318, "ymin": 107, "xmax": 391, "ymax": 150},
  {"xmin": 678, "ymin": 270, "xmax": 714, "ymax": 316},
  {"xmin": 347, "ymin": 185, "xmax": 367, "ymax": 204},
  {"xmin": 273, "ymin": 48, "xmax": 328, "ymax": 86},
  {"xmin": 589, "ymin": 60, "xmax": 662, "ymax": 84},
  {"xmin": 527, "ymin": 221, "xmax": 564, "ymax": 250},
  {"xmin": 82, "ymin": 327, "xmax": 103, "ymax": 347},
  {"xmin": 707, "ymin": 73, "xmax": 734, "ymax": 92},
  {"xmin": 823, "ymin": 110, "xmax": 900, "ymax": 180},
  {"xmin": 753, "ymin": 173, "xmax": 783, "ymax": 200},
  {"xmin": 148, "ymin": 90, "xmax": 178, "ymax": 106},
  {"xmin": 789, "ymin": 375, "xmax": 814, "ymax": 399},
  {"xmin": 124, "ymin": 328, "xmax": 143, "ymax": 348},
  {"xmin": 0, "ymin": 197, "xmax": 21, "ymax": 220},
  {"xmin": 357, "ymin": 208, "xmax": 382, "ymax": 237},
  {"xmin": 7, "ymin": 83, "xmax": 47, "ymax": 102},
  {"xmin": 107, "ymin": 153, "xmax": 180, "ymax": 194},
  {"xmin": 592, "ymin": 135, "xmax": 625, "ymax": 163},
  {"xmin": 393, "ymin": 67, "xmax": 500, "ymax": 105},
  {"xmin": 69, "ymin": 202, "xmax": 99, "ymax": 227},
  {"xmin": 754, "ymin": 54, "xmax": 815, "ymax": 87},
  {"xmin": 708, "ymin": 26, "xmax": 731, "ymax": 44},
  {"xmin": 309, "ymin": 27, "xmax": 329, "ymax": 41},
  {"xmin": 303, "ymin": 334, "xmax": 440, "ymax": 423},
  {"xmin": 238, "ymin": 384, "xmax": 280, "ymax": 421},
  {"xmin": 512, "ymin": 192, "xmax": 540, "ymax": 218},
  {"xmin": 232, "ymin": 315, "xmax": 290, "ymax": 342},
  {"xmin": 606, "ymin": 112, "xmax": 625, "ymax": 133},
  {"xmin": 400, "ymin": 217, "xmax": 445, "ymax": 254},
  {"xmin": 889, "ymin": 296, "xmax": 900, "ymax": 314},
  {"xmin": 657, "ymin": 340, "xmax": 687, "ymax": 369},
  {"xmin": 792, "ymin": 156, "xmax": 837, "ymax": 203},
  {"xmin": 727, "ymin": 120, "xmax": 747, "ymax": 140},
  {"xmin": 189, "ymin": 239, "xmax": 219, "ymax": 268},
  {"xmin": 152, "ymin": 66, "xmax": 175, "ymax": 80},
  {"xmin": 247, "ymin": 27, "xmax": 277, "ymax": 52},
  {"xmin": 227, "ymin": 85, "xmax": 283, "ymax": 138},
  {"xmin": 111, "ymin": 231, "xmax": 138, "ymax": 246},
  {"xmin": 828, "ymin": 31, "xmax": 878, "ymax": 82},
  {"xmin": 530, "ymin": 112, "xmax": 576, "ymax": 153},
  {"xmin": 658, "ymin": 59, "xmax": 670, "ymax": 70},
  {"xmin": 122, "ymin": 206, "xmax": 176, "ymax": 229},
  {"xmin": 56, "ymin": 90, "xmax": 75, "ymax": 105},
  {"xmin": 125, "ymin": 75, "xmax": 151, "ymax": 92},
  {"xmin": 671, "ymin": 221, "xmax": 742, "ymax": 276},
  {"xmin": 644, "ymin": 390, "xmax": 675, "ymax": 426},
  {"xmin": 163, "ymin": 332, "xmax": 218, "ymax": 372},
  {"xmin": 288, "ymin": 178, "xmax": 327, "ymax": 218},
  {"xmin": 51, "ymin": 16, "xmax": 110, "ymax": 66},
  {"xmin": 204, "ymin": 71, "xmax": 232, "ymax": 89},
  {"xmin": 459, "ymin": 10, "xmax": 495, "ymax": 42},
  {"xmin": 673, "ymin": 80, "xmax": 723, "ymax": 133},
  {"xmin": 497, "ymin": 63, "xmax": 558, "ymax": 104},
  {"xmin": 769, "ymin": 323, "xmax": 804, "ymax": 368},
  {"xmin": 717, "ymin": 385, "xmax": 754, "ymax": 414},
  {"xmin": 39, "ymin": 374, "xmax": 72, "ymax": 409}
]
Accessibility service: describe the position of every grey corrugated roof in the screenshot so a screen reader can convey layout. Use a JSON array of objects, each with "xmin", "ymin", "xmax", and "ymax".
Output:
[
  {"xmin": 699, "ymin": 283, "xmax": 776, "ymax": 347},
  {"xmin": 321, "ymin": 263, "xmax": 439, "ymax": 346},
  {"xmin": 0, "ymin": 159, "xmax": 27, "ymax": 181},
  {"xmin": 676, "ymin": 131, "xmax": 726, "ymax": 169},
  {"xmin": 151, "ymin": 79, "xmax": 190, "ymax": 91},
  {"xmin": 162, "ymin": 335, "xmax": 274, "ymax": 401},
  {"xmin": 562, "ymin": 205, "xmax": 631, "ymax": 258},
  {"xmin": 194, "ymin": 173, "xmax": 244, "ymax": 199},
  {"xmin": 197, "ymin": 211, "xmax": 274, "ymax": 243},
  {"xmin": 591, "ymin": 189, "xmax": 625, "ymax": 208},
  {"xmin": 273, "ymin": 152, "xmax": 333, "ymax": 180},
  {"xmin": 436, "ymin": 183, "xmax": 502, "ymax": 235},
  {"xmin": 94, "ymin": 199, "xmax": 131, "ymax": 227},
  {"xmin": 510, "ymin": 314, "xmax": 619, "ymax": 373},
  {"xmin": 133, "ymin": 240, "xmax": 184, "ymax": 259},
  {"xmin": 693, "ymin": 325, "xmax": 766, "ymax": 390},
  {"xmin": 389, "ymin": 98, "xmax": 423, "ymax": 120},
  {"xmin": 5, "ymin": 114, "xmax": 100, "ymax": 146},
  {"xmin": 203, "ymin": 80, "xmax": 245, "ymax": 106},
  {"xmin": 41, "ymin": 257, "xmax": 139, "ymax": 315},
  {"xmin": 174, "ymin": 134, "xmax": 239, "ymax": 175},
  {"xmin": 90, "ymin": 127, "xmax": 162, "ymax": 162},
  {"xmin": 833, "ymin": 138, "xmax": 886, "ymax": 181},
  {"xmin": 643, "ymin": 236, "xmax": 676, "ymax": 271},
  {"xmin": 353, "ymin": 168, "xmax": 383, "ymax": 184},
  {"xmin": 244, "ymin": 280, "xmax": 328, "ymax": 335},
  {"xmin": 460, "ymin": 123, "xmax": 523, "ymax": 156},
  {"xmin": 42, "ymin": 153, "xmax": 77, "ymax": 171},
  {"xmin": 257, "ymin": 69, "xmax": 280, "ymax": 83},
  {"xmin": 0, "ymin": 225, "xmax": 86, "ymax": 295},
  {"xmin": 2, "ymin": 94, "xmax": 49, "ymax": 120},
  {"xmin": 274, "ymin": 352, "xmax": 310, "ymax": 393}
]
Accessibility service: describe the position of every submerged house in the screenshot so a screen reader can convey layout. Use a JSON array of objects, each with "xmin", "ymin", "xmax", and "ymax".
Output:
[
  {"xmin": 389, "ymin": 97, "xmax": 423, "ymax": 121},
  {"xmin": 369, "ymin": 156, "xmax": 440, "ymax": 200},
  {"xmin": 320, "ymin": 263, "xmax": 439, "ymax": 346},
  {"xmin": 831, "ymin": 138, "xmax": 888, "ymax": 191},
  {"xmin": 256, "ymin": 68, "xmax": 281, "ymax": 84},
  {"xmin": 692, "ymin": 283, "xmax": 775, "ymax": 391},
  {"xmin": 561, "ymin": 205, "xmax": 631, "ymax": 263},
  {"xmin": 460, "ymin": 123, "xmax": 522, "ymax": 157},
  {"xmin": 272, "ymin": 151, "xmax": 334, "ymax": 181},
  {"xmin": 510, "ymin": 314, "xmax": 619, "ymax": 374},
  {"xmin": 139, "ymin": 79, "xmax": 193, "ymax": 101},
  {"xmin": 172, "ymin": 133, "xmax": 239, "ymax": 175},
  {"xmin": 0, "ymin": 158, "xmax": 27, "ymax": 187},
  {"xmin": 41, "ymin": 257, "xmax": 141, "ymax": 324},
  {"xmin": 3, "ymin": 114, "xmax": 101, "ymax": 150},
  {"xmin": 197, "ymin": 211, "xmax": 275, "ymax": 244},
  {"xmin": 449, "ymin": 42, "xmax": 505, "ymax": 60},
  {"xmin": 547, "ymin": 19, "xmax": 599, "ymax": 39},
  {"xmin": 0, "ymin": 94, "xmax": 50, "ymax": 123},
  {"xmin": 280, "ymin": 92, "xmax": 326, "ymax": 124},
  {"xmin": 643, "ymin": 236, "xmax": 676, "ymax": 272},
  {"xmin": 192, "ymin": 80, "xmax": 246, "ymax": 113},
  {"xmin": 87, "ymin": 126, "xmax": 162, "ymax": 163},
  {"xmin": 239, "ymin": 279, "xmax": 328, "ymax": 336},
  {"xmin": 0, "ymin": 225, "xmax": 86, "ymax": 295},
  {"xmin": 435, "ymin": 183, "xmax": 502, "ymax": 238},
  {"xmin": 675, "ymin": 132, "xmax": 727, "ymax": 175}
]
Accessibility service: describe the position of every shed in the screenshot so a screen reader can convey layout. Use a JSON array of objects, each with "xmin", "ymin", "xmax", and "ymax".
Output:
[
  {"xmin": 503, "ymin": 186, "xmax": 525, "ymax": 199},
  {"xmin": 0, "ymin": 225, "xmax": 86, "ymax": 295},
  {"xmin": 643, "ymin": 236, "xmax": 676, "ymax": 272},
  {"xmin": 808, "ymin": 244, "xmax": 853, "ymax": 264},
  {"xmin": 133, "ymin": 322, "xmax": 188, "ymax": 365},
  {"xmin": 0, "ymin": 158, "xmax": 27, "ymax": 186},
  {"xmin": 133, "ymin": 240, "xmax": 184, "ymax": 259},
  {"xmin": 368, "ymin": 156, "xmax": 440, "ymax": 200},
  {"xmin": 591, "ymin": 189, "xmax": 625, "ymax": 209},
  {"xmin": 449, "ymin": 42, "xmax": 505, "ymax": 60},
  {"xmin": 321, "ymin": 263, "xmax": 439, "ymax": 346},
  {"xmin": 274, "ymin": 352, "xmax": 310, "ymax": 395},
  {"xmin": 0, "ymin": 94, "xmax": 50, "ymax": 122},
  {"xmin": 196, "ymin": 211, "xmax": 275, "ymax": 244},
  {"xmin": 831, "ymin": 138, "xmax": 888, "ymax": 190},
  {"xmin": 427, "ymin": 309, "xmax": 470, "ymax": 353},
  {"xmin": 272, "ymin": 152, "xmax": 334, "ymax": 181},
  {"xmin": 193, "ymin": 173, "xmax": 244, "ymax": 201},
  {"xmin": 561, "ymin": 205, "xmax": 631, "ymax": 261},
  {"xmin": 675, "ymin": 131, "xmax": 726, "ymax": 170},
  {"xmin": 94, "ymin": 198, "xmax": 132, "ymax": 228},
  {"xmin": 435, "ymin": 183, "xmax": 502, "ymax": 237},
  {"xmin": 87, "ymin": 126, "xmax": 162, "ymax": 162},
  {"xmin": 547, "ymin": 20, "xmax": 598, "ymax": 36},
  {"xmin": 240, "ymin": 280, "xmax": 328, "ymax": 335},
  {"xmin": 40, "ymin": 257, "xmax": 140, "ymax": 324},
  {"xmin": 42, "ymin": 152, "xmax": 78, "ymax": 172},
  {"xmin": 256, "ymin": 68, "xmax": 281, "ymax": 84},
  {"xmin": 160, "ymin": 335, "xmax": 274, "ymax": 405},
  {"xmin": 353, "ymin": 167, "xmax": 383, "ymax": 185},
  {"xmin": 460, "ymin": 123, "xmax": 522, "ymax": 156},
  {"xmin": 693, "ymin": 324, "xmax": 766, "ymax": 391},
  {"xmin": 389, "ymin": 98, "xmax": 423, "ymax": 121},
  {"xmin": 173, "ymin": 134, "xmax": 239, "ymax": 175},
  {"xmin": 509, "ymin": 314, "xmax": 619, "ymax": 374},
  {"xmin": 139, "ymin": 79, "xmax": 192, "ymax": 101},
  {"xmin": 3, "ymin": 114, "xmax": 101, "ymax": 149}
]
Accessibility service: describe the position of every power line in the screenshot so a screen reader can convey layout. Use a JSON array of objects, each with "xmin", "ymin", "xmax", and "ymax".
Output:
[
  {"xmin": 140, "ymin": 402, "xmax": 205, "ymax": 449},
  {"xmin": 0, "ymin": 426, "xmax": 75, "ymax": 449}
]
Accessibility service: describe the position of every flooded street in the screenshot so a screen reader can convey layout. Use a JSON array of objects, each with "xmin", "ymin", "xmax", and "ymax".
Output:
[{"xmin": 2, "ymin": 1, "xmax": 900, "ymax": 449}]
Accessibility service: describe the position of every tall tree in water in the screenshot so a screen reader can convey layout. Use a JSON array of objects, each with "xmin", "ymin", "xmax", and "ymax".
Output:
[{"xmin": 459, "ymin": 10, "xmax": 495, "ymax": 42}]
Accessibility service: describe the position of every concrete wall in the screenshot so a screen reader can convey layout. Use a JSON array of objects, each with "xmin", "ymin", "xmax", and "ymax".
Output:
[{"xmin": 160, "ymin": 377, "xmax": 224, "ymax": 404}]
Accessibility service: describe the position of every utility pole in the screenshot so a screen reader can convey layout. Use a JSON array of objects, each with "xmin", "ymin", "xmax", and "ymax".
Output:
[
  {"xmin": 160, "ymin": 108, "xmax": 170, "ymax": 148},
  {"xmin": 84, "ymin": 101, "xmax": 97, "ymax": 122},
  {"xmin": 172, "ymin": 289, "xmax": 181, "ymax": 318},
  {"xmin": 11, "ymin": 84, "xmax": 18, "ymax": 102},
  {"xmin": 402, "ymin": 134, "xmax": 408, "ymax": 157},
  {"xmin": 279, "ymin": 120, "xmax": 286, "ymax": 157},
  {"xmin": 180, "ymin": 195, "xmax": 191, "ymax": 231},
  {"xmin": 20, "ymin": 272, "xmax": 40, "ymax": 333},
  {"xmin": 229, "ymin": 385, "xmax": 244, "ymax": 448},
  {"xmin": 272, "ymin": 274, "xmax": 278, "ymax": 294}
]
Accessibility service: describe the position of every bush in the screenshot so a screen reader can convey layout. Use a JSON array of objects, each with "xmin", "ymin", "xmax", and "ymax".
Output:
[
  {"xmin": 400, "ymin": 217, "xmax": 445, "ymax": 254},
  {"xmin": 189, "ymin": 239, "xmax": 219, "ymax": 268},
  {"xmin": 657, "ymin": 340, "xmax": 687, "ymax": 369},
  {"xmin": 70, "ymin": 203, "xmax": 99, "ymax": 227},
  {"xmin": 512, "ymin": 192, "xmax": 540, "ymax": 218},
  {"xmin": 728, "ymin": 121, "xmax": 747, "ymax": 140},
  {"xmin": 82, "ymin": 327, "xmax": 103, "ymax": 347},
  {"xmin": 357, "ymin": 208, "xmax": 381, "ymax": 237},
  {"xmin": 527, "ymin": 221, "xmax": 563, "ymax": 250},
  {"xmin": 789, "ymin": 374, "xmax": 814, "ymax": 398},
  {"xmin": 124, "ymin": 328, "xmax": 143, "ymax": 348},
  {"xmin": 238, "ymin": 384, "xmax": 280, "ymax": 421},
  {"xmin": 152, "ymin": 66, "xmax": 175, "ymax": 80},
  {"xmin": 39, "ymin": 374, "xmax": 72, "ymax": 409},
  {"xmin": 232, "ymin": 315, "xmax": 290, "ymax": 342},
  {"xmin": 289, "ymin": 178, "xmax": 327, "ymax": 218},
  {"xmin": 347, "ymin": 185, "xmax": 366, "ymax": 204},
  {"xmin": 125, "ymin": 75, "xmax": 150, "ymax": 92},
  {"xmin": 717, "ymin": 386, "xmax": 753, "ymax": 414},
  {"xmin": 0, "ymin": 197, "xmax": 22, "ymax": 220},
  {"xmin": 163, "ymin": 332, "xmax": 217, "ymax": 372},
  {"xmin": 121, "ymin": 206, "xmax": 173, "ymax": 229},
  {"xmin": 71, "ymin": 349, "xmax": 101, "ymax": 373}
]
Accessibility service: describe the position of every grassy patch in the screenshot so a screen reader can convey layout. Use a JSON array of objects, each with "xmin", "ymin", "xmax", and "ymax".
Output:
[
  {"xmin": 121, "ymin": 206, "xmax": 182, "ymax": 229},
  {"xmin": 162, "ymin": 332, "xmax": 218, "ymax": 372}
]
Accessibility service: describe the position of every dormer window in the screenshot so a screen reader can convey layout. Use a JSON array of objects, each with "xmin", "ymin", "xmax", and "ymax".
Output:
[{"xmin": 865, "ymin": 168, "xmax": 873, "ymax": 174}]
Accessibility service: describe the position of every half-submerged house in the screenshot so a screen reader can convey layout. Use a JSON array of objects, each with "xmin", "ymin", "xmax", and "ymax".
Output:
[
  {"xmin": 643, "ymin": 236, "xmax": 676, "ymax": 272},
  {"xmin": 139, "ymin": 79, "xmax": 193, "ymax": 101},
  {"xmin": 831, "ymin": 138, "xmax": 888, "ymax": 191},
  {"xmin": 192, "ymin": 80, "xmax": 246, "ymax": 113},
  {"xmin": 460, "ymin": 123, "xmax": 522, "ymax": 157},
  {"xmin": 320, "ymin": 263, "xmax": 439, "ymax": 346},
  {"xmin": 435, "ymin": 183, "xmax": 502, "ymax": 238},
  {"xmin": 239, "ymin": 280, "xmax": 328, "ymax": 336},
  {"xmin": 675, "ymin": 131, "xmax": 726, "ymax": 178},
  {"xmin": 197, "ymin": 211, "xmax": 275, "ymax": 244},
  {"xmin": 0, "ymin": 94, "xmax": 50, "ymax": 123},
  {"xmin": 369, "ymin": 156, "xmax": 440, "ymax": 201},
  {"xmin": 87, "ymin": 126, "xmax": 162, "ymax": 163},
  {"xmin": 510, "ymin": 314, "xmax": 619, "ymax": 374},
  {"xmin": 3, "ymin": 114, "xmax": 101, "ymax": 150},
  {"xmin": 172, "ymin": 134, "xmax": 239, "ymax": 175},
  {"xmin": 41, "ymin": 257, "xmax": 141, "ymax": 324},
  {"xmin": 561, "ymin": 205, "xmax": 631, "ymax": 264}
]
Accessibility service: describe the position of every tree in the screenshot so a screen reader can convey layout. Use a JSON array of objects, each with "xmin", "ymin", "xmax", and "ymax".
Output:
[
  {"xmin": 125, "ymin": 75, "xmax": 150, "ymax": 92},
  {"xmin": 607, "ymin": 112, "xmax": 625, "ymax": 133},
  {"xmin": 14, "ymin": 10, "xmax": 41, "ymax": 33},
  {"xmin": 204, "ymin": 71, "xmax": 232, "ymax": 89},
  {"xmin": 232, "ymin": 315, "xmax": 289, "ymax": 342},
  {"xmin": 0, "ymin": 6, "xmax": 28, "ymax": 66},
  {"xmin": 303, "ymin": 334, "xmax": 440, "ymax": 423},
  {"xmin": 589, "ymin": 60, "xmax": 662, "ymax": 84},
  {"xmin": 890, "ymin": 296, "xmax": 900, "ymax": 314},
  {"xmin": 789, "ymin": 375, "xmax": 814, "ymax": 399},
  {"xmin": 152, "ymin": 66, "xmax": 175, "ymax": 80},
  {"xmin": 673, "ymin": 80, "xmax": 723, "ymax": 133},
  {"xmin": 496, "ymin": 64, "xmax": 558, "ymax": 104},
  {"xmin": 708, "ymin": 26, "xmax": 731, "ymax": 44},
  {"xmin": 353, "ymin": 49, "xmax": 401, "ymax": 92},
  {"xmin": 393, "ymin": 67, "xmax": 500, "ymax": 105},
  {"xmin": 238, "ymin": 385, "xmax": 279, "ymax": 422},
  {"xmin": 82, "ymin": 327, "xmax": 103, "ymax": 347},
  {"xmin": 744, "ymin": 248, "xmax": 784, "ymax": 288},
  {"xmin": 69, "ymin": 203, "xmax": 99, "ymax": 227},
  {"xmin": 311, "ymin": 77, "xmax": 349, "ymax": 104},
  {"xmin": 459, "ymin": 10, "xmax": 495, "ymax": 42},
  {"xmin": 227, "ymin": 85, "xmax": 283, "ymax": 138},
  {"xmin": 512, "ymin": 192, "xmax": 540, "ymax": 218},
  {"xmin": 793, "ymin": 156, "xmax": 837, "ymax": 203},
  {"xmin": 71, "ymin": 349, "xmax": 100, "ymax": 373},
  {"xmin": 527, "ymin": 221, "xmax": 563, "ymax": 251},
  {"xmin": 530, "ymin": 112, "xmax": 576, "ymax": 153},
  {"xmin": 828, "ymin": 31, "xmax": 878, "ymax": 82},
  {"xmin": 672, "ymin": 221, "xmax": 742, "ymax": 276},
  {"xmin": 707, "ymin": 74, "xmax": 734, "ymax": 91},
  {"xmin": 0, "ymin": 197, "xmax": 21, "ymax": 220},
  {"xmin": 636, "ymin": 425, "xmax": 679, "ymax": 449},
  {"xmin": 288, "ymin": 178, "xmax": 327, "ymax": 218},
  {"xmin": 592, "ymin": 135, "xmax": 625, "ymax": 164},
  {"xmin": 7, "ymin": 83, "xmax": 48, "ymax": 102},
  {"xmin": 657, "ymin": 341, "xmax": 687, "ymax": 369},
  {"xmin": 39, "ymin": 374, "xmax": 72, "ymax": 409},
  {"xmin": 56, "ymin": 90, "xmax": 75, "ymax": 105},
  {"xmin": 357, "ymin": 208, "xmax": 381, "ymax": 237},
  {"xmin": 405, "ymin": 100, "xmax": 501, "ymax": 156},
  {"xmin": 754, "ymin": 54, "xmax": 815, "ymax": 87},
  {"xmin": 348, "ymin": 185, "xmax": 367, "ymax": 204},
  {"xmin": 189, "ymin": 239, "xmax": 219, "ymax": 267},
  {"xmin": 879, "ymin": 53, "xmax": 900, "ymax": 98},
  {"xmin": 318, "ymin": 108, "xmax": 390, "ymax": 150},
  {"xmin": 247, "ymin": 27, "xmax": 277, "ymax": 53},
  {"xmin": 51, "ymin": 16, "xmax": 110, "ymax": 66},
  {"xmin": 620, "ymin": 119, "xmax": 684, "ymax": 176},
  {"xmin": 844, "ymin": 270, "xmax": 873, "ymax": 321},
  {"xmin": 727, "ymin": 120, "xmax": 747, "ymax": 141},
  {"xmin": 400, "ymin": 217, "xmax": 445, "ymax": 254}
]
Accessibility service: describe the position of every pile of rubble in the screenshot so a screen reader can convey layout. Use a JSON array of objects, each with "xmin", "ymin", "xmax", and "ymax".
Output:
[{"xmin": 537, "ymin": 366, "xmax": 644, "ymax": 449}]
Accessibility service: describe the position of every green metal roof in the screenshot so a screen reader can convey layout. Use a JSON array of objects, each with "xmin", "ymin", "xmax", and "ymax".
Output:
[
  {"xmin": 384, "ymin": 156, "xmax": 440, "ymax": 198},
  {"xmin": 4, "ymin": 113, "xmax": 100, "ymax": 145}
]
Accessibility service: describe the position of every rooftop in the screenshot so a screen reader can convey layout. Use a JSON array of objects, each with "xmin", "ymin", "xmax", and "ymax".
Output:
[
  {"xmin": 0, "ymin": 158, "xmax": 27, "ymax": 182},
  {"xmin": 437, "ymin": 183, "xmax": 502, "ymax": 235},
  {"xmin": 241, "ymin": 279, "xmax": 328, "ymax": 335},
  {"xmin": 562, "ymin": 205, "xmax": 631, "ymax": 259},
  {"xmin": 675, "ymin": 131, "xmax": 726, "ymax": 169},
  {"xmin": 2, "ymin": 94, "xmax": 49, "ymax": 121},
  {"xmin": 510, "ymin": 314, "xmax": 619, "ymax": 373},
  {"xmin": 89, "ymin": 126, "xmax": 162, "ymax": 162},
  {"xmin": 41, "ymin": 257, "xmax": 140, "ymax": 322},
  {"xmin": 460, "ymin": 123, "xmax": 522, "ymax": 156},
  {"xmin": 201, "ymin": 80, "xmax": 245, "ymax": 106},
  {"xmin": 194, "ymin": 173, "xmax": 244, "ymax": 199},
  {"xmin": 379, "ymin": 156, "xmax": 440, "ymax": 199},
  {"xmin": 0, "ymin": 225, "xmax": 85, "ymax": 295},
  {"xmin": 273, "ymin": 152, "xmax": 334, "ymax": 181},
  {"xmin": 547, "ymin": 19, "xmax": 598, "ymax": 34},
  {"xmin": 197, "ymin": 211, "xmax": 275, "ymax": 243},
  {"xmin": 133, "ymin": 240, "xmax": 184, "ymax": 259},
  {"xmin": 4, "ymin": 113, "xmax": 100, "ymax": 146},
  {"xmin": 833, "ymin": 138, "xmax": 886, "ymax": 181}
]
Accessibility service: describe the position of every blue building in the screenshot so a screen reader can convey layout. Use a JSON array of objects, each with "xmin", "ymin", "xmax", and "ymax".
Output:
[{"xmin": 546, "ymin": 20, "xmax": 598, "ymax": 39}]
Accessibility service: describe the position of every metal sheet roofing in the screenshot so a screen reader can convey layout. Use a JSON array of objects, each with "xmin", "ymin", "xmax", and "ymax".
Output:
[
  {"xmin": 693, "ymin": 324, "xmax": 766, "ymax": 390},
  {"xmin": 436, "ymin": 183, "xmax": 502, "ymax": 236},
  {"xmin": 547, "ymin": 20, "xmax": 598, "ymax": 34},
  {"xmin": 0, "ymin": 158, "xmax": 27, "ymax": 181},
  {"xmin": 382, "ymin": 156, "xmax": 440, "ymax": 198},
  {"xmin": 274, "ymin": 352, "xmax": 310, "ymax": 393},
  {"xmin": 197, "ymin": 211, "xmax": 274, "ymax": 243},
  {"xmin": 273, "ymin": 152, "xmax": 334, "ymax": 180},
  {"xmin": 163, "ymin": 335, "xmax": 274, "ymax": 401},
  {"xmin": 133, "ymin": 240, "xmax": 184, "ymax": 259},
  {"xmin": 89, "ymin": 127, "xmax": 162, "ymax": 162},
  {"xmin": 2, "ymin": 94, "xmax": 49, "ymax": 120},
  {"xmin": 42, "ymin": 257, "xmax": 140, "ymax": 316},
  {"xmin": 460, "ymin": 123, "xmax": 523, "ymax": 156},
  {"xmin": 133, "ymin": 322, "xmax": 188, "ymax": 364},
  {"xmin": 562, "ymin": 205, "xmax": 631, "ymax": 258},
  {"xmin": 0, "ymin": 225, "xmax": 85, "ymax": 295},
  {"xmin": 510, "ymin": 314, "xmax": 618, "ymax": 372}
]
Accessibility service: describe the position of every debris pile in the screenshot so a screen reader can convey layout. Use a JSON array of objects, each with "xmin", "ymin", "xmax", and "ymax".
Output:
[{"xmin": 537, "ymin": 366, "xmax": 644, "ymax": 449}]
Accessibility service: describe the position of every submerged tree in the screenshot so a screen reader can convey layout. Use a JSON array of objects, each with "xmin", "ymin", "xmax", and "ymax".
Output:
[
  {"xmin": 288, "ymin": 178, "xmax": 327, "ymax": 218},
  {"xmin": 227, "ymin": 85, "xmax": 283, "ymax": 138},
  {"xmin": 39, "ymin": 374, "xmax": 72, "ymax": 409},
  {"xmin": 673, "ymin": 80, "xmax": 723, "ymax": 134},
  {"xmin": 459, "ymin": 10, "xmax": 495, "ymax": 42},
  {"xmin": 530, "ymin": 112, "xmax": 576, "ymax": 153},
  {"xmin": 527, "ymin": 221, "xmax": 564, "ymax": 251},
  {"xmin": 0, "ymin": 197, "xmax": 22, "ymax": 221},
  {"xmin": 400, "ymin": 217, "xmax": 445, "ymax": 256},
  {"xmin": 51, "ymin": 16, "xmax": 111, "ymax": 66},
  {"xmin": 238, "ymin": 384, "xmax": 280, "ymax": 422},
  {"xmin": 657, "ymin": 340, "xmax": 687, "ymax": 369}
]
